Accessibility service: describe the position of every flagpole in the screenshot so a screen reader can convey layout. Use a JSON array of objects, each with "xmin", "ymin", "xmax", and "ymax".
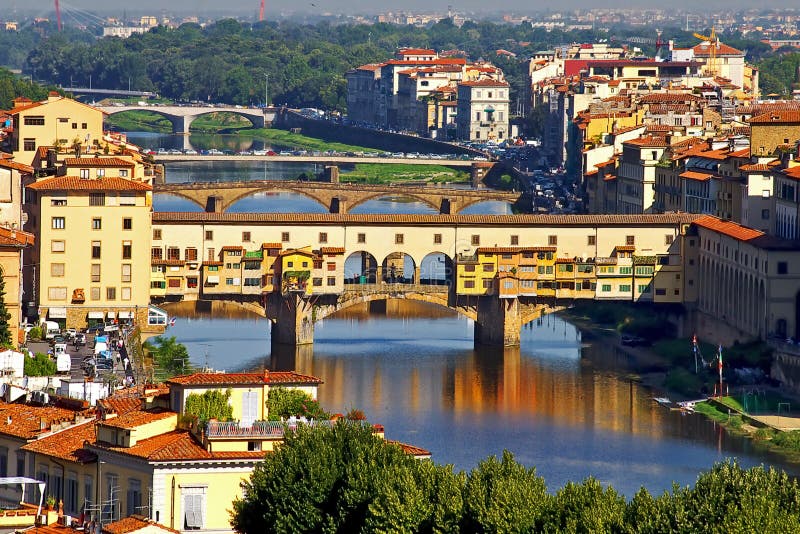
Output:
[{"xmin": 718, "ymin": 345, "xmax": 723, "ymax": 397}]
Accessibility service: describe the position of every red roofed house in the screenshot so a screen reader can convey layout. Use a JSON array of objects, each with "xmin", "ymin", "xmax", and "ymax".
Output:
[
  {"xmin": 23, "ymin": 160, "xmax": 156, "ymax": 331},
  {"xmin": 749, "ymin": 110, "xmax": 800, "ymax": 157}
]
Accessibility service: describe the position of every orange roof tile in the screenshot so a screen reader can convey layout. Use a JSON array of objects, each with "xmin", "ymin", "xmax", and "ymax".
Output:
[
  {"xmin": 99, "ymin": 396, "xmax": 143, "ymax": 416},
  {"xmin": 784, "ymin": 167, "xmax": 800, "ymax": 180},
  {"xmin": 27, "ymin": 176, "xmax": 151, "ymax": 191},
  {"xmin": 692, "ymin": 215, "xmax": 764, "ymax": 241},
  {"xmin": 749, "ymin": 111, "xmax": 800, "ymax": 124},
  {"xmin": 103, "ymin": 515, "xmax": 180, "ymax": 534},
  {"xmin": 615, "ymin": 245, "xmax": 636, "ymax": 252},
  {"xmin": 0, "ymin": 226, "xmax": 34, "ymax": 248},
  {"xmin": 94, "ymin": 430, "xmax": 265, "ymax": 462},
  {"xmin": 739, "ymin": 163, "xmax": 773, "ymax": 172},
  {"xmin": 261, "ymin": 242, "xmax": 283, "ymax": 249},
  {"xmin": 639, "ymin": 93, "xmax": 701, "ymax": 104},
  {"xmin": 0, "ymin": 159, "xmax": 34, "ymax": 173},
  {"xmin": 680, "ymin": 171, "xmax": 714, "ymax": 181},
  {"xmin": 152, "ymin": 259, "xmax": 185, "ymax": 266},
  {"xmin": 459, "ymin": 79, "xmax": 509, "ymax": 87},
  {"xmin": 320, "ymin": 247, "xmax": 345, "ymax": 254},
  {"xmin": 728, "ymin": 148, "xmax": 750, "ymax": 158},
  {"xmin": 385, "ymin": 439, "xmax": 431, "ymax": 457},
  {"xmin": 398, "ymin": 48, "xmax": 436, "ymax": 55},
  {"xmin": 693, "ymin": 42, "xmax": 743, "ymax": 57},
  {"xmin": 0, "ymin": 402, "xmax": 87, "ymax": 440},
  {"xmin": 624, "ymin": 136, "xmax": 669, "ymax": 148},
  {"xmin": 98, "ymin": 409, "xmax": 176, "ymax": 430},
  {"xmin": 166, "ymin": 371, "xmax": 322, "ymax": 386},
  {"xmin": 20, "ymin": 420, "xmax": 97, "ymax": 464},
  {"xmin": 63, "ymin": 157, "xmax": 135, "ymax": 167}
]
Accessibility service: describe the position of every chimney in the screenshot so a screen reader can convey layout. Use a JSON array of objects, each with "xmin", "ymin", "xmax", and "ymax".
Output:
[
  {"xmin": 263, "ymin": 369, "xmax": 270, "ymax": 383},
  {"xmin": 40, "ymin": 418, "xmax": 47, "ymax": 431}
]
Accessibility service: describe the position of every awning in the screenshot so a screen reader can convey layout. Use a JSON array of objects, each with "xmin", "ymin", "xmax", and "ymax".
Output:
[
  {"xmin": 48, "ymin": 307, "xmax": 67, "ymax": 319},
  {"xmin": 206, "ymin": 275, "xmax": 220, "ymax": 284},
  {"xmin": 118, "ymin": 311, "xmax": 133, "ymax": 319},
  {"xmin": 87, "ymin": 311, "xmax": 104, "ymax": 319},
  {"xmin": 106, "ymin": 311, "xmax": 116, "ymax": 319}
]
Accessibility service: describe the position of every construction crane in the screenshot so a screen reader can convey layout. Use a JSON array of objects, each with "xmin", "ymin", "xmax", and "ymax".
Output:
[
  {"xmin": 259, "ymin": 0, "xmax": 265, "ymax": 21},
  {"xmin": 55, "ymin": 0, "xmax": 62, "ymax": 30},
  {"xmin": 693, "ymin": 27, "xmax": 719, "ymax": 78}
]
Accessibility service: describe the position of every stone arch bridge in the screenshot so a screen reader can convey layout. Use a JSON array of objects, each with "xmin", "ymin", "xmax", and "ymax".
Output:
[
  {"xmin": 154, "ymin": 180, "xmax": 525, "ymax": 214},
  {"xmin": 266, "ymin": 285, "xmax": 561, "ymax": 347},
  {"xmin": 99, "ymin": 105, "xmax": 277, "ymax": 134}
]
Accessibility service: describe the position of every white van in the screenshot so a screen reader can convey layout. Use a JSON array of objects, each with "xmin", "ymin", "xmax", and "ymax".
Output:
[
  {"xmin": 54, "ymin": 344, "xmax": 70, "ymax": 373},
  {"xmin": 42, "ymin": 321, "xmax": 60, "ymax": 340}
]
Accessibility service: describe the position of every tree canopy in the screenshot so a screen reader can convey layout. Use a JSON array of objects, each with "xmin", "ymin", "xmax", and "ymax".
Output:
[
  {"xmin": 184, "ymin": 388, "xmax": 234, "ymax": 424},
  {"xmin": 231, "ymin": 420, "xmax": 800, "ymax": 533},
  {"xmin": 144, "ymin": 336, "xmax": 190, "ymax": 378}
]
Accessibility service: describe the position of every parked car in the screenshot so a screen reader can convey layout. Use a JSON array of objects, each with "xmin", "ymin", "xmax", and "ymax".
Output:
[
  {"xmin": 65, "ymin": 328, "xmax": 77, "ymax": 340},
  {"xmin": 74, "ymin": 333, "xmax": 87, "ymax": 347},
  {"xmin": 87, "ymin": 324, "xmax": 104, "ymax": 335}
]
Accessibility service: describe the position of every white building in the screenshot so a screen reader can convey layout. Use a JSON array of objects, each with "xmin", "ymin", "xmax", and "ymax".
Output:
[{"xmin": 456, "ymin": 79, "xmax": 510, "ymax": 142}]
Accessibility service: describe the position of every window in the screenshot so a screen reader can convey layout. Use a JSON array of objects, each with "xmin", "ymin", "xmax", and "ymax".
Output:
[
  {"xmin": 327, "ymin": 276, "xmax": 336, "ymax": 286},
  {"xmin": 619, "ymin": 267, "xmax": 632, "ymax": 274},
  {"xmin": 90, "ymin": 287, "xmax": 100, "ymax": 300},
  {"xmin": 471, "ymin": 235, "xmax": 480, "ymax": 246},
  {"xmin": 119, "ymin": 169, "xmax": 128, "ymax": 177},
  {"xmin": 96, "ymin": 169, "xmax": 105, "ymax": 178},
  {"xmin": 464, "ymin": 280, "xmax": 475, "ymax": 288},
  {"xmin": 91, "ymin": 264, "xmax": 101, "ymax": 283},
  {"xmin": 762, "ymin": 190, "xmax": 771, "ymax": 198},
  {"xmin": 327, "ymin": 262, "xmax": 336, "ymax": 272},
  {"xmin": 120, "ymin": 193, "xmax": 136, "ymax": 206},
  {"xmin": 122, "ymin": 264, "xmax": 132, "ymax": 283},
  {"xmin": 319, "ymin": 232, "xmax": 328, "ymax": 243},
  {"xmin": 80, "ymin": 169, "xmax": 90, "ymax": 179},
  {"xmin": 655, "ymin": 288, "xmax": 667, "ymax": 296},
  {"xmin": 121, "ymin": 287, "xmax": 131, "ymax": 300},
  {"xmin": 23, "ymin": 139, "xmax": 36, "ymax": 151},
  {"xmin": 226, "ymin": 278, "xmax": 235, "ymax": 285},
  {"xmin": 626, "ymin": 235, "xmax": 635, "ymax": 246},
  {"xmin": 483, "ymin": 263, "xmax": 494, "ymax": 272},
  {"xmin": 122, "ymin": 242, "xmax": 132, "ymax": 259},
  {"xmin": 127, "ymin": 479, "xmax": 142, "ymax": 517},
  {"xmin": 167, "ymin": 247, "xmax": 180, "ymax": 260},
  {"xmin": 464, "ymin": 264, "xmax": 476, "ymax": 272},
  {"xmin": 244, "ymin": 277, "xmax": 260, "ymax": 286},
  {"xmin": 586, "ymin": 235, "xmax": 595, "ymax": 246},
  {"xmin": 434, "ymin": 233, "xmax": 442, "ymax": 244},
  {"xmin": 64, "ymin": 472, "xmax": 78, "ymax": 514},
  {"xmin": 91, "ymin": 218, "xmax": 102, "ymax": 230},
  {"xmin": 183, "ymin": 487, "xmax": 206, "ymax": 530},
  {"xmin": 51, "ymin": 240, "xmax": 65, "ymax": 253},
  {"xmin": 51, "ymin": 263, "xmax": 65, "ymax": 277},
  {"xmin": 106, "ymin": 287, "xmax": 116, "ymax": 300},
  {"xmin": 151, "ymin": 247, "xmax": 163, "ymax": 260},
  {"xmin": 548, "ymin": 235, "xmax": 557, "ymax": 246},
  {"xmin": 205, "ymin": 230, "xmax": 213, "ymax": 241},
  {"xmin": 357, "ymin": 233, "xmax": 366, "ymax": 243},
  {"xmin": 313, "ymin": 277, "xmax": 322, "ymax": 286},
  {"xmin": 395, "ymin": 233, "xmax": 404, "ymax": 244},
  {"xmin": 123, "ymin": 218, "xmax": 132, "ymax": 230},
  {"xmin": 91, "ymin": 241, "xmax": 101, "ymax": 259},
  {"xmin": 81, "ymin": 122, "xmax": 87, "ymax": 129},
  {"xmin": 0, "ymin": 447, "xmax": 7, "ymax": 477},
  {"xmin": 510, "ymin": 235, "xmax": 519, "ymax": 245},
  {"xmin": 601, "ymin": 284, "xmax": 611, "ymax": 292},
  {"xmin": 151, "ymin": 281, "xmax": 166, "ymax": 289},
  {"xmin": 89, "ymin": 193, "xmax": 105, "ymax": 206},
  {"xmin": 187, "ymin": 277, "xmax": 198, "ymax": 288},
  {"xmin": 241, "ymin": 231, "xmax": 251, "ymax": 242},
  {"xmin": 48, "ymin": 287, "xmax": 67, "ymax": 300},
  {"xmin": 24, "ymin": 116, "xmax": 45, "ymax": 126},
  {"xmin": 153, "ymin": 229, "xmax": 162, "ymax": 240},
  {"xmin": 638, "ymin": 284, "xmax": 650, "ymax": 293},
  {"xmin": 186, "ymin": 248, "xmax": 198, "ymax": 261},
  {"xmin": 482, "ymin": 279, "xmax": 493, "ymax": 289},
  {"xmin": 778, "ymin": 262, "xmax": 788, "ymax": 275},
  {"xmin": 620, "ymin": 284, "xmax": 631, "ymax": 292},
  {"xmin": 52, "ymin": 217, "xmax": 65, "ymax": 229},
  {"xmin": 16, "ymin": 451, "xmax": 24, "ymax": 477},
  {"xmin": 281, "ymin": 232, "xmax": 290, "ymax": 242},
  {"xmin": 51, "ymin": 192, "xmax": 67, "ymax": 206}
]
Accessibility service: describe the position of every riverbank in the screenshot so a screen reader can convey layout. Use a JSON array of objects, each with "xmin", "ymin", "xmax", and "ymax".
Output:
[{"xmin": 560, "ymin": 306, "xmax": 800, "ymax": 464}]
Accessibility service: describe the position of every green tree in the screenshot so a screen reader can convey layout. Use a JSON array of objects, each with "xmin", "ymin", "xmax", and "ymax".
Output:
[
  {"xmin": 145, "ymin": 336, "xmax": 190, "ymax": 377},
  {"xmin": 184, "ymin": 388, "xmax": 234, "ymax": 424},
  {"xmin": 461, "ymin": 450, "xmax": 548, "ymax": 533},
  {"xmin": 538, "ymin": 478, "xmax": 626, "ymax": 533},
  {"xmin": 266, "ymin": 387, "xmax": 328, "ymax": 421},
  {"xmin": 24, "ymin": 353, "xmax": 56, "ymax": 376},
  {"xmin": 230, "ymin": 420, "xmax": 464, "ymax": 534},
  {"xmin": 0, "ymin": 267, "xmax": 13, "ymax": 347}
]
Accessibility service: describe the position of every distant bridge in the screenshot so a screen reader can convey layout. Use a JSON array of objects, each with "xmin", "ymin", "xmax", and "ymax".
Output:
[
  {"xmin": 98, "ymin": 104, "xmax": 277, "ymax": 134},
  {"xmin": 153, "ymin": 179, "xmax": 522, "ymax": 214},
  {"xmin": 65, "ymin": 87, "xmax": 159, "ymax": 98}
]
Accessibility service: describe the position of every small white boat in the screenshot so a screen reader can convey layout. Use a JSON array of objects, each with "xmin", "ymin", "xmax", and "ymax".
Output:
[{"xmin": 653, "ymin": 397, "xmax": 672, "ymax": 406}]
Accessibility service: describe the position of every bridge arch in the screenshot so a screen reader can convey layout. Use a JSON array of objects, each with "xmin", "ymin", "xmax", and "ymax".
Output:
[
  {"xmin": 380, "ymin": 252, "xmax": 416, "ymax": 284},
  {"xmin": 419, "ymin": 252, "xmax": 453, "ymax": 286},
  {"xmin": 104, "ymin": 107, "xmax": 267, "ymax": 134},
  {"xmin": 224, "ymin": 186, "xmax": 335, "ymax": 213},
  {"xmin": 315, "ymin": 292, "xmax": 477, "ymax": 323},
  {"xmin": 153, "ymin": 191, "xmax": 208, "ymax": 211},
  {"xmin": 344, "ymin": 251, "xmax": 379, "ymax": 284},
  {"xmin": 457, "ymin": 198, "xmax": 516, "ymax": 215},
  {"xmin": 347, "ymin": 193, "xmax": 441, "ymax": 214}
]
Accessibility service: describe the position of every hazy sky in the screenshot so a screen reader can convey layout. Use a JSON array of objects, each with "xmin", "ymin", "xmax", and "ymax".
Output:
[{"xmin": 12, "ymin": 0, "xmax": 800, "ymax": 16}]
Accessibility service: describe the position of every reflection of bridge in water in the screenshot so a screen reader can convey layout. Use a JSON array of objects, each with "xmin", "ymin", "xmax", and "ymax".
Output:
[{"xmin": 154, "ymin": 179, "xmax": 524, "ymax": 214}]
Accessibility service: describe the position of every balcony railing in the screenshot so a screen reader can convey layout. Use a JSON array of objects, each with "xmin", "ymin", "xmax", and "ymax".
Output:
[{"xmin": 205, "ymin": 419, "xmax": 334, "ymax": 439}]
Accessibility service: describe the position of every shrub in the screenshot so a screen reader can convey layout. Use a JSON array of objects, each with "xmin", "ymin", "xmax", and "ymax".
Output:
[
  {"xmin": 267, "ymin": 387, "xmax": 329, "ymax": 421},
  {"xmin": 28, "ymin": 326, "xmax": 42, "ymax": 341},
  {"xmin": 24, "ymin": 352, "xmax": 56, "ymax": 376}
]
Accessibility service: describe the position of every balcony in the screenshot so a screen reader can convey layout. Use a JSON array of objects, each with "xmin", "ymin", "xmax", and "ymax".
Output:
[{"xmin": 205, "ymin": 419, "xmax": 335, "ymax": 439}]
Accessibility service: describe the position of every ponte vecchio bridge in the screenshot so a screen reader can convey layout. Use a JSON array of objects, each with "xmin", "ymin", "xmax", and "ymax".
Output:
[
  {"xmin": 154, "ymin": 180, "xmax": 523, "ymax": 214},
  {"xmin": 151, "ymin": 212, "xmax": 700, "ymax": 347}
]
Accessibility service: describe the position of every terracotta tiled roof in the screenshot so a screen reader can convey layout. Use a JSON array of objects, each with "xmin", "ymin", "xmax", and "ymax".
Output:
[
  {"xmin": 783, "ymin": 167, "xmax": 800, "ymax": 180},
  {"xmin": 355, "ymin": 63, "xmax": 385, "ymax": 72},
  {"xmin": 639, "ymin": 93, "xmax": 701, "ymax": 104},
  {"xmin": 596, "ymin": 159, "xmax": 616, "ymax": 168},
  {"xmin": 0, "ymin": 226, "xmax": 34, "ymax": 247},
  {"xmin": 398, "ymin": 48, "xmax": 436, "ymax": 55},
  {"xmin": 320, "ymin": 247, "xmax": 345, "ymax": 254},
  {"xmin": 693, "ymin": 42, "xmax": 743, "ymax": 57},
  {"xmin": 202, "ymin": 261, "xmax": 223, "ymax": 266},
  {"xmin": 0, "ymin": 158, "xmax": 34, "ymax": 173},
  {"xmin": 739, "ymin": 163, "xmax": 773, "ymax": 172},
  {"xmin": 624, "ymin": 136, "xmax": 669, "ymax": 147},
  {"xmin": 728, "ymin": 148, "xmax": 750, "ymax": 158},
  {"xmin": 615, "ymin": 245, "xmax": 636, "ymax": 252},
  {"xmin": 95, "ymin": 430, "xmax": 265, "ymax": 462},
  {"xmin": 385, "ymin": 439, "xmax": 431, "ymax": 458},
  {"xmin": 645, "ymin": 124, "xmax": 673, "ymax": 132},
  {"xmin": 749, "ymin": 111, "xmax": 800, "ymax": 124},
  {"xmin": 103, "ymin": 515, "xmax": 180, "ymax": 534},
  {"xmin": 20, "ymin": 420, "xmax": 97, "ymax": 464},
  {"xmin": 27, "ymin": 176, "xmax": 151, "ymax": 191},
  {"xmin": 99, "ymin": 409, "xmax": 176, "ymax": 430},
  {"xmin": 584, "ymin": 169, "xmax": 598, "ymax": 176},
  {"xmin": 0, "ymin": 402, "xmax": 87, "ymax": 439},
  {"xmin": 99, "ymin": 396, "xmax": 142, "ymax": 416},
  {"xmin": 459, "ymin": 79, "xmax": 509, "ymax": 87},
  {"xmin": 221, "ymin": 245, "xmax": 244, "ymax": 251},
  {"xmin": 151, "ymin": 259, "xmax": 185, "ymax": 266},
  {"xmin": 63, "ymin": 157, "xmax": 135, "ymax": 167},
  {"xmin": 166, "ymin": 371, "xmax": 323, "ymax": 386},
  {"xmin": 261, "ymin": 242, "xmax": 283, "ymax": 249},
  {"xmin": 680, "ymin": 171, "xmax": 714, "ymax": 181},
  {"xmin": 692, "ymin": 215, "xmax": 764, "ymax": 241},
  {"xmin": 154, "ymin": 213, "xmax": 702, "ymax": 226}
]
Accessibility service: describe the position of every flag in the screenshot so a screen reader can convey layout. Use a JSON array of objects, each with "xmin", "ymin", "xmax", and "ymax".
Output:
[
  {"xmin": 169, "ymin": 317, "xmax": 176, "ymax": 327},
  {"xmin": 718, "ymin": 345, "xmax": 723, "ymax": 381}
]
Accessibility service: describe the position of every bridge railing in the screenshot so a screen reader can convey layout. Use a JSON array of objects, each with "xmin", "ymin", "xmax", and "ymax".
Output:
[{"xmin": 343, "ymin": 283, "xmax": 449, "ymax": 293}]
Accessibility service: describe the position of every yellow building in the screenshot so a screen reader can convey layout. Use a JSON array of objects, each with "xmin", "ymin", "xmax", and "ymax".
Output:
[
  {"xmin": 9, "ymin": 94, "xmax": 106, "ymax": 166},
  {"xmin": 25, "ymin": 172, "xmax": 153, "ymax": 329},
  {"xmin": 749, "ymin": 110, "xmax": 800, "ymax": 157},
  {"xmin": 276, "ymin": 247, "xmax": 345, "ymax": 296}
]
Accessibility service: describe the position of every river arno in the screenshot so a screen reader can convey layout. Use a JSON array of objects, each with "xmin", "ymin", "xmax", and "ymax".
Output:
[{"xmin": 160, "ymin": 300, "xmax": 800, "ymax": 497}]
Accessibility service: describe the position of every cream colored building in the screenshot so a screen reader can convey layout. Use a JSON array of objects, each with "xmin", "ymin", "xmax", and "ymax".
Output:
[
  {"xmin": 456, "ymin": 79, "xmax": 510, "ymax": 141},
  {"xmin": 9, "ymin": 94, "xmax": 106, "ymax": 166},
  {"xmin": 24, "ymin": 172, "xmax": 152, "ymax": 329}
]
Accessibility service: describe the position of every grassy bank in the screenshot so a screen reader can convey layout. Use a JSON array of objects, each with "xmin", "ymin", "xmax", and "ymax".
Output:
[
  {"xmin": 340, "ymin": 163, "xmax": 469, "ymax": 184},
  {"xmin": 242, "ymin": 127, "xmax": 374, "ymax": 152},
  {"xmin": 106, "ymin": 110, "xmax": 172, "ymax": 132}
]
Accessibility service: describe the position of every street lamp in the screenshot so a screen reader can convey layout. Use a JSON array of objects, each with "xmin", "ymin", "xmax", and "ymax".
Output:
[{"xmin": 264, "ymin": 73, "xmax": 269, "ymax": 108}]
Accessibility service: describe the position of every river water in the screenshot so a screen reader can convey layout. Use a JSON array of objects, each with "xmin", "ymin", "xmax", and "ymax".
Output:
[{"xmin": 133, "ymin": 131, "xmax": 800, "ymax": 497}]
